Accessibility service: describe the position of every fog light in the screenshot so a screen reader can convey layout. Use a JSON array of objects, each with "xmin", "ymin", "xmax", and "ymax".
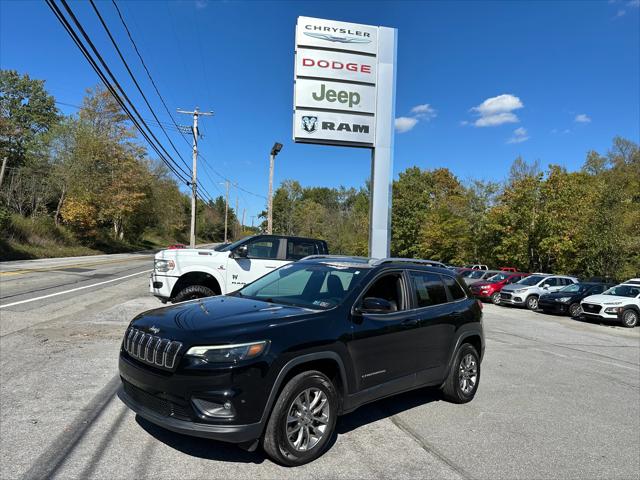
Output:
[
  {"xmin": 514, "ymin": 297, "xmax": 522, "ymax": 302},
  {"xmin": 192, "ymin": 398, "xmax": 236, "ymax": 419}
]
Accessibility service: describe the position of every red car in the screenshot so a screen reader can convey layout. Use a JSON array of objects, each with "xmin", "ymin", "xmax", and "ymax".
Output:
[
  {"xmin": 500, "ymin": 267, "xmax": 518, "ymax": 272},
  {"xmin": 167, "ymin": 243, "xmax": 186, "ymax": 249},
  {"xmin": 470, "ymin": 272, "xmax": 529, "ymax": 304}
]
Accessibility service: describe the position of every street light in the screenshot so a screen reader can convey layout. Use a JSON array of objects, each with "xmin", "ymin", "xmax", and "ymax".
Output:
[{"xmin": 267, "ymin": 142, "xmax": 283, "ymax": 234}]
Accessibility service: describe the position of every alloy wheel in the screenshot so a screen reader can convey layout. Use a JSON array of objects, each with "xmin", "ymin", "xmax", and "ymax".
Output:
[
  {"xmin": 623, "ymin": 310, "xmax": 638, "ymax": 328},
  {"xmin": 458, "ymin": 353, "xmax": 478, "ymax": 395},
  {"xmin": 569, "ymin": 303, "xmax": 581, "ymax": 317},
  {"xmin": 285, "ymin": 388, "xmax": 330, "ymax": 452},
  {"xmin": 492, "ymin": 292, "xmax": 500, "ymax": 305},
  {"xmin": 527, "ymin": 297, "xmax": 538, "ymax": 310}
]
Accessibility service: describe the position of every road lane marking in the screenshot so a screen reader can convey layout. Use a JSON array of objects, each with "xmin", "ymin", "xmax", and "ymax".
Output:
[
  {"xmin": 0, "ymin": 269, "xmax": 152, "ymax": 309},
  {"xmin": 0, "ymin": 256, "xmax": 152, "ymax": 277}
]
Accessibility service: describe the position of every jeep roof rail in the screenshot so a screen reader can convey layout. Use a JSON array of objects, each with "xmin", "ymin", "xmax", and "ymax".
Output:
[{"xmin": 372, "ymin": 258, "xmax": 447, "ymax": 267}]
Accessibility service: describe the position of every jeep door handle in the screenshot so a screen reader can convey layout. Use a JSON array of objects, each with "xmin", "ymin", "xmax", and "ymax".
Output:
[{"xmin": 401, "ymin": 319, "xmax": 419, "ymax": 328}]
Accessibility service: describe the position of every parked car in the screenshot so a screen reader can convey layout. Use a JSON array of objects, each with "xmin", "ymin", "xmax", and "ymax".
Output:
[
  {"xmin": 538, "ymin": 282, "xmax": 614, "ymax": 317},
  {"xmin": 581, "ymin": 279, "xmax": 640, "ymax": 327},
  {"xmin": 118, "ymin": 256, "xmax": 485, "ymax": 465},
  {"xmin": 499, "ymin": 267, "xmax": 517, "ymax": 272},
  {"xmin": 470, "ymin": 272, "xmax": 529, "ymax": 304},
  {"xmin": 150, "ymin": 235, "xmax": 328, "ymax": 303},
  {"xmin": 499, "ymin": 274, "xmax": 579, "ymax": 310},
  {"xmin": 463, "ymin": 270, "xmax": 501, "ymax": 286},
  {"xmin": 464, "ymin": 264, "xmax": 488, "ymax": 270},
  {"xmin": 167, "ymin": 243, "xmax": 186, "ymax": 249}
]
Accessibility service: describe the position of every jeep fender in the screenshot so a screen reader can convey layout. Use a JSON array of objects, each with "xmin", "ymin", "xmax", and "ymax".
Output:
[
  {"xmin": 445, "ymin": 324, "xmax": 485, "ymax": 374},
  {"xmin": 257, "ymin": 351, "xmax": 348, "ymax": 429}
]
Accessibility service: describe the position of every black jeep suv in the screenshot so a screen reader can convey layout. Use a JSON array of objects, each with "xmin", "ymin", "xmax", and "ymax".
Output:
[{"xmin": 118, "ymin": 256, "xmax": 484, "ymax": 465}]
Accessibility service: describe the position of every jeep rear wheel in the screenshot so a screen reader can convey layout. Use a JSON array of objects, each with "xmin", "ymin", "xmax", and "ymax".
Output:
[
  {"xmin": 526, "ymin": 295, "xmax": 539, "ymax": 310},
  {"xmin": 263, "ymin": 371, "xmax": 337, "ymax": 466},
  {"xmin": 172, "ymin": 285, "xmax": 215, "ymax": 303},
  {"xmin": 621, "ymin": 309, "xmax": 638, "ymax": 328},
  {"xmin": 441, "ymin": 343, "xmax": 480, "ymax": 404}
]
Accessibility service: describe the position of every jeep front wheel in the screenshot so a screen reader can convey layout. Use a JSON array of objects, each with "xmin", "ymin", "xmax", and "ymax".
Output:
[
  {"xmin": 621, "ymin": 309, "xmax": 638, "ymax": 328},
  {"xmin": 263, "ymin": 371, "xmax": 337, "ymax": 466},
  {"xmin": 491, "ymin": 292, "xmax": 501, "ymax": 305},
  {"xmin": 172, "ymin": 285, "xmax": 215, "ymax": 303}
]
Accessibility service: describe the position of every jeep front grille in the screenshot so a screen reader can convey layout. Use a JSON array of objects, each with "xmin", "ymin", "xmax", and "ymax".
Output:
[{"xmin": 123, "ymin": 327, "xmax": 182, "ymax": 370}]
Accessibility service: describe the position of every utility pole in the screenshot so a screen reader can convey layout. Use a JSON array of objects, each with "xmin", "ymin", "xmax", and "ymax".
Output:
[
  {"xmin": 250, "ymin": 215, "xmax": 255, "ymax": 228},
  {"xmin": 241, "ymin": 209, "xmax": 246, "ymax": 233},
  {"xmin": 223, "ymin": 180, "xmax": 230, "ymax": 243},
  {"xmin": 0, "ymin": 157, "xmax": 7, "ymax": 188},
  {"xmin": 235, "ymin": 192, "xmax": 239, "ymax": 239},
  {"xmin": 177, "ymin": 107, "xmax": 213, "ymax": 248},
  {"xmin": 267, "ymin": 143, "xmax": 283, "ymax": 234}
]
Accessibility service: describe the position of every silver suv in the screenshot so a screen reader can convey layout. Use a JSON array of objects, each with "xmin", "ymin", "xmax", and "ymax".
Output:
[{"xmin": 499, "ymin": 274, "xmax": 579, "ymax": 310}]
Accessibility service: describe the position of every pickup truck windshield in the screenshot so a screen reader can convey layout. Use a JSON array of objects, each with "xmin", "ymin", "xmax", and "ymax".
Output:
[{"xmin": 236, "ymin": 262, "xmax": 366, "ymax": 309}]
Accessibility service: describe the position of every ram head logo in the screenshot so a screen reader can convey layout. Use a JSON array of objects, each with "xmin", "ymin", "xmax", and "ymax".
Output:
[{"xmin": 302, "ymin": 116, "xmax": 318, "ymax": 134}]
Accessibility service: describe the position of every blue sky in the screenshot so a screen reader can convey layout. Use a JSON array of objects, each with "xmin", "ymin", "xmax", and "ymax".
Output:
[{"xmin": 1, "ymin": 0, "xmax": 639, "ymax": 222}]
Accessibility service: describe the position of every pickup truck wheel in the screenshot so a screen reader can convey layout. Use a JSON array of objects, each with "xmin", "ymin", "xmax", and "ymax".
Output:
[
  {"xmin": 263, "ymin": 370, "xmax": 337, "ymax": 466},
  {"xmin": 526, "ymin": 295, "xmax": 539, "ymax": 310},
  {"xmin": 621, "ymin": 309, "xmax": 638, "ymax": 328},
  {"xmin": 172, "ymin": 285, "xmax": 215, "ymax": 303},
  {"xmin": 491, "ymin": 292, "xmax": 501, "ymax": 305},
  {"xmin": 441, "ymin": 343, "xmax": 480, "ymax": 404}
]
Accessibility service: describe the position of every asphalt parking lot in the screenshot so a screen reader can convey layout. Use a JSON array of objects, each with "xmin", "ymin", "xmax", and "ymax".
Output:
[{"xmin": 1, "ymin": 258, "xmax": 639, "ymax": 480}]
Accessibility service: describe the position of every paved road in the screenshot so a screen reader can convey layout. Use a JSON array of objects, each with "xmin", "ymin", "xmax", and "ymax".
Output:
[{"xmin": 1, "ymin": 261, "xmax": 638, "ymax": 479}]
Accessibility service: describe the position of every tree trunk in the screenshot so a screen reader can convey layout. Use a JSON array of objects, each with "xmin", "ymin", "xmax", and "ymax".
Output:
[{"xmin": 54, "ymin": 185, "xmax": 66, "ymax": 226}]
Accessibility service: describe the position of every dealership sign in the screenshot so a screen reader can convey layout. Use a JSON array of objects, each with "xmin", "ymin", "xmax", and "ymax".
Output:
[
  {"xmin": 292, "ymin": 16, "xmax": 397, "ymax": 259},
  {"xmin": 294, "ymin": 17, "xmax": 387, "ymax": 147}
]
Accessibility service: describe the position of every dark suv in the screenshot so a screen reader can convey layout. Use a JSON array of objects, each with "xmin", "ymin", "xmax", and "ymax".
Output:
[{"xmin": 118, "ymin": 256, "xmax": 484, "ymax": 465}]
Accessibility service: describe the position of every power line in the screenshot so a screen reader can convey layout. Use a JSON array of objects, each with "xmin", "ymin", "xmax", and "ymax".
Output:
[
  {"xmin": 89, "ymin": 0, "xmax": 192, "ymax": 174},
  {"xmin": 46, "ymin": 0, "xmax": 192, "ymax": 185},
  {"xmin": 110, "ymin": 0, "xmax": 192, "ymax": 150}
]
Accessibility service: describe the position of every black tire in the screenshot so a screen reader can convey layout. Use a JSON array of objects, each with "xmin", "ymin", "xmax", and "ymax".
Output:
[
  {"xmin": 491, "ymin": 292, "xmax": 501, "ymax": 305},
  {"xmin": 621, "ymin": 309, "xmax": 638, "ymax": 328},
  {"xmin": 172, "ymin": 284, "xmax": 215, "ymax": 303},
  {"xmin": 263, "ymin": 371, "xmax": 338, "ymax": 466},
  {"xmin": 441, "ymin": 343, "xmax": 481, "ymax": 404},
  {"xmin": 526, "ymin": 295, "xmax": 539, "ymax": 310},
  {"xmin": 569, "ymin": 303, "xmax": 581, "ymax": 318}
]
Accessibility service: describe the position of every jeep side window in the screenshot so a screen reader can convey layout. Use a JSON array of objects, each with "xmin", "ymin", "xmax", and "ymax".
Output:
[
  {"xmin": 544, "ymin": 278, "xmax": 559, "ymax": 287},
  {"xmin": 361, "ymin": 273, "xmax": 405, "ymax": 312},
  {"xmin": 443, "ymin": 275, "xmax": 466, "ymax": 300},
  {"xmin": 590, "ymin": 285, "xmax": 604, "ymax": 294},
  {"xmin": 410, "ymin": 272, "xmax": 448, "ymax": 307},
  {"xmin": 246, "ymin": 238, "xmax": 279, "ymax": 259},
  {"xmin": 287, "ymin": 240, "xmax": 319, "ymax": 260}
]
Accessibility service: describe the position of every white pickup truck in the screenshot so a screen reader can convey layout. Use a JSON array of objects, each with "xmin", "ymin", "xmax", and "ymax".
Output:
[{"xmin": 150, "ymin": 235, "xmax": 329, "ymax": 302}]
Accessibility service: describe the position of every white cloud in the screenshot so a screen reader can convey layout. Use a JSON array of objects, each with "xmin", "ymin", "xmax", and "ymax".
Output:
[
  {"xmin": 195, "ymin": 0, "xmax": 209, "ymax": 9},
  {"xmin": 628, "ymin": 0, "xmax": 640, "ymax": 7},
  {"xmin": 470, "ymin": 94, "xmax": 524, "ymax": 127},
  {"xmin": 507, "ymin": 127, "xmax": 529, "ymax": 144},
  {"xmin": 410, "ymin": 103, "xmax": 437, "ymax": 120},
  {"xmin": 395, "ymin": 117, "xmax": 418, "ymax": 133},
  {"xmin": 615, "ymin": 8, "xmax": 627, "ymax": 16},
  {"xmin": 575, "ymin": 113, "xmax": 591, "ymax": 123}
]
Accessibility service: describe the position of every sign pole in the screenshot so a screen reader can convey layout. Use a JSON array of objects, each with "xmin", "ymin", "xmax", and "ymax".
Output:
[{"xmin": 369, "ymin": 26, "xmax": 397, "ymax": 259}]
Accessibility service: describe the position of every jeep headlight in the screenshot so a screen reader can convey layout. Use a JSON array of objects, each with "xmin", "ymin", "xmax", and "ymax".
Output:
[
  {"xmin": 154, "ymin": 259, "xmax": 175, "ymax": 272},
  {"xmin": 185, "ymin": 341, "xmax": 269, "ymax": 364},
  {"xmin": 556, "ymin": 297, "xmax": 572, "ymax": 303}
]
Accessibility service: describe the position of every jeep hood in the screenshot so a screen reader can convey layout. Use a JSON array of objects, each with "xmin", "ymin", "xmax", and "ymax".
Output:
[{"xmin": 129, "ymin": 295, "xmax": 317, "ymax": 343}]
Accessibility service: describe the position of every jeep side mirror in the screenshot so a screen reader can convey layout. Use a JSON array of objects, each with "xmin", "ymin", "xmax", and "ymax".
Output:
[
  {"xmin": 358, "ymin": 297, "xmax": 393, "ymax": 314},
  {"xmin": 234, "ymin": 244, "xmax": 248, "ymax": 258}
]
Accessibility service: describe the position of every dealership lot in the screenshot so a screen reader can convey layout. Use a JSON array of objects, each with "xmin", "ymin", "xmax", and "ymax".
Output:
[{"xmin": 1, "ymin": 258, "xmax": 639, "ymax": 479}]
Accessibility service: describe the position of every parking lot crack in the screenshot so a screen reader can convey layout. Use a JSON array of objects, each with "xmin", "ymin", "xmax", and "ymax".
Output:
[{"xmin": 389, "ymin": 414, "xmax": 473, "ymax": 480}]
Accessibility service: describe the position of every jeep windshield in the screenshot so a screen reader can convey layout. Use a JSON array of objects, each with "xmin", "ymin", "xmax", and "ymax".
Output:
[
  {"xmin": 234, "ymin": 262, "xmax": 367, "ymax": 310},
  {"xmin": 517, "ymin": 275, "xmax": 547, "ymax": 286},
  {"xmin": 559, "ymin": 283, "xmax": 587, "ymax": 293},
  {"xmin": 603, "ymin": 285, "xmax": 640, "ymax": 298}
]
